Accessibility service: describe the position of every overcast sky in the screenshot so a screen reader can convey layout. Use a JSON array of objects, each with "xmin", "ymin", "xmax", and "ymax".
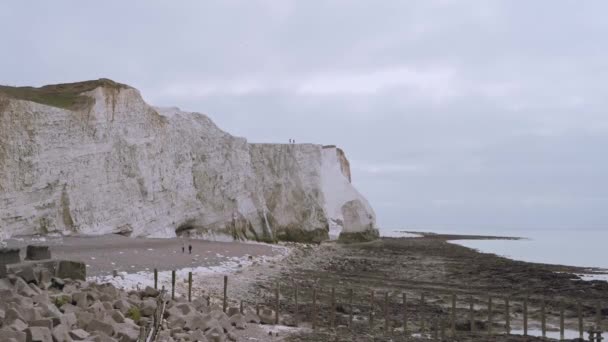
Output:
[{"xmin": 2, "ymin": 1, "xmax": 607, "ymax": 232}]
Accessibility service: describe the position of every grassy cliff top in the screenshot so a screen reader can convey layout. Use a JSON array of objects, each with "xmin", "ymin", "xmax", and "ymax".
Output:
[{"xmin": 0, "ymin": 78, "xmax": 129, "ymax": 110}]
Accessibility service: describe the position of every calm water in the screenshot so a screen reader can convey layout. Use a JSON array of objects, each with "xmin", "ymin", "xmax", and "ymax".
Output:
[{"xmin": 381, "ymin": 228, "xmax": 608, "ymax": 270}]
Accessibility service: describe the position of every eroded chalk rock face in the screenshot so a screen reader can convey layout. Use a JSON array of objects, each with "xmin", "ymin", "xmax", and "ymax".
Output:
[{"xmin": 0, "ymin": 79, "xmax": 378, "ymax": 242}]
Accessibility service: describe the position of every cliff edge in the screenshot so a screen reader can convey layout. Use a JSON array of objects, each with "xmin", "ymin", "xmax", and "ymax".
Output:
[{"xmin": 0, "ymin": 79, "xmax": 378, "ymax": 243}]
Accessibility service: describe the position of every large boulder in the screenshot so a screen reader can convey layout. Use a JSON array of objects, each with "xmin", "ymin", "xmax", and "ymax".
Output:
[
  {"xmin": 25, "ymin": 246, "xmax": 51, "ymax": 261},
  {"xmin": 25, "ymin": 327, "xmax": 53, "ymax": 342},
  {"xmin": 0, "ymin": 248, "xmax": 21, "ymax": 277},
  {"xmin": 0, "ymin": 328, "xmax": 26, "ymax": 342},
  {"xmin": 56, "ymin": 261, "xmax": 86, "ymax": 281}
]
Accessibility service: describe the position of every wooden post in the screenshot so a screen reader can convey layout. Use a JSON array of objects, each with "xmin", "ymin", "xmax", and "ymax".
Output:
[
  {"xmin": 578, "ymin": 302, "xmax": 583, "ymax": 340},
  {"xmin": 541, "ymin": 299, "xmax": 546, "ymax": 339},
  {"xmin": 207, "ymin": 295, "xmax": 210, "ymax": 307},
  {"xmin": 487, "ymin": 296, "xmax": 492, "ymax": 336},
  {"xmin": 451, "ymin": 293, "xmax": 456, "ymax": 337},
  {"xmin": 597, "ymin": 302, "xmax": 602, "ymax": 331},
  {"xmin": 403, "ymin": 292, "xmax": 407, "ymax": 336},
  {"xmin": 420, "ymin": 293, "xmax": 425, "ymax": 336},
  {"xmin": 440, "ymin": 319, "xmax": 446, "ymax": 341},
  {"xmin": 312, "ymin": 288, "xmax": 317, "ymax": 330},
  {"xmin": 369, "ymin": 290, "xmax": 375, "ymax": 330},
  {"xmin": 171, "ymin": 270, "xmax": 176, "ymax": 300},
  {"xmin": 275, "ymin": 282, "xmax": 280, "ymax": 325},
  {"xmin": 469, "ymin": 298, "xmax": 475, "ymax": 333},
  {"xmin": 240, "ymin": 300, "xmax": 243, "ymax": 314},
  {"xmin": 256, "ymin": 301, "xmax": 260, "ymax": 315},
  {"xmin": 560, "ymin": 301, "xmax": 565, "ymax": 341},
  {"xmin": 330, "ymin": 287, "xmax": 336, "ymax": 329},
  {"xmin": 294, "ymin": 284, "xmax": 299, "ymax": 327},
  {"xmin": 154, "ymin": 269, "xmax": 158, "ymax": 290},
  {"xmin": 188, "ymin": 272, "xmax": 192, "ymax": 302},
  {"xmin": 523, "ymin": 296, "xmax": 528, "ymax": 336},
  {"xmin": 223, "ymin": 275, "xmax": 228, "ymax": 313},
  {"xmin": 349, "ymin": 288, "xmax": 354, "ymax": 328},
  {"xmin": 505, "ymin": 297, "xmax": 510, "ymax": 335},
  {"xmin": 384, "ymin": 292, "xmax": 389, "ymax": 335}
]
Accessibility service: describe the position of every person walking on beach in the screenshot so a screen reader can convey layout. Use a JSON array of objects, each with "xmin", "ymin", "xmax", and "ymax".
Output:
[
  {"xmin": 188, "ymin": 244, "xmax": 192, "ymax": 254},
  {"xmin": 181, "ymin": 243, "xmax": 185, "ymax": 253}
]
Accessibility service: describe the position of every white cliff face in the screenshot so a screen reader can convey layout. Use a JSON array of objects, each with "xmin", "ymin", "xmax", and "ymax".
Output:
[{"xmin": 0, "ymin": 80, "xmax": 377, "ymax": 242}]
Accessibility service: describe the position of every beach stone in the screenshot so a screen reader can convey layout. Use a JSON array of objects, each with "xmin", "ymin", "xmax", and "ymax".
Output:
[
  {"xmin": 38, "ymin": 269, "xmax": 52, "ymax": 287},
  {"xmin": 110, "ymin": 310, "xmax": 126, "ymax": 324},
  {"xmin": 56, "ymin": 261, "xmax": 86, "ymax": 281},
  {"xmin": 189, "ymin": 329, "xmax": 207, "ymax": 342},
  {"xmin": 69, "ymin": 329, "xmax": 90, "ymax": 340},
  {"xmin": 113, "ymin": 300, "xmax": 132, "ymax": 314},
  {"xmin": 25, "ymin": 246, "xmax": 51, "ymax": 261},
  {"xmin": 115, "ymin": 322, "xmax": 139, "ymax": 342},
  {"xmin": 228, "ymin": 314, "xmax": 246, "ymax": 330},
  {"xmin": 204, "ymin": 327, "xmax": 225, "ymax": 342},
  {"xmin": 9, "ymin": 318, "xmax": 29, "ymax": 332},
  {"xmin": 142, "ymin": 286, "xmax": 159, "ymax": 298},
  {"xmin": 226, "ymin": 331, "xmax": 237, "ymax": 342},
  {"xmin": 88, "ymin": 332, "xmax": 118, "ymax": 342},
  {"xmin": 87, "ymin": 319, "xmax": 115, "ymax": 337},
  {"xmin": 191, "ymin": 298, "xmax": 208, "ymax": 311},
  {"xmin": 226, "ymin": 307, "xmax": 240, "ymax": 317},
  {"xmin": 51, "ymin": 324, "xmax": 71, "ymax": 342},
  {"xmin": 140, "ymin": 299, "xmax": 157, "ymax": 316},
  {"xmin": 76, "ymin": 311, "xmax": 94, "ymax": 329},
  {"xmin": 243, "ymin": 311, "xmax": 260, "ymax": 324},
  {"xmin": 0, "ymin": 328, "xmax": 26, "ymax": 342},
  {"xmin": 51, "ymin": 278, "xmax": 65, "ymax": 290},
  {"xmin": 259, "ymin": 308, "xmax": 275, "ymax": 325},
  {"xmin": 30, "ymin": 318, "xmax": 53, "ymax": 330},
  {"xmin": 15, "ymin": 277, "xmax": 38, "ymax": 297},
  {"xmin": 72, "ymin": 292, "xmax": 88, "ymax": 308},
  {"xmin": 61, "ymin": 312, "xmax": 78, "ymax": 328},
  {"xmin": 25, "ymin": 327, "xmax": 52, "ymax": 342}
]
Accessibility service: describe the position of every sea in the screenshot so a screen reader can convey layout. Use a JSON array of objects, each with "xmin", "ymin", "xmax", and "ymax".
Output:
[{"xmin": 380, "ymin": 227, "xmax": 608, "ymax": 279}]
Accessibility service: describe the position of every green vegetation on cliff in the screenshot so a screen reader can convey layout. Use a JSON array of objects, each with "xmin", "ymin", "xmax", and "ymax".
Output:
[{"xmin": 0, "ymin": 78, "xmax": 127, "ymax": 110}]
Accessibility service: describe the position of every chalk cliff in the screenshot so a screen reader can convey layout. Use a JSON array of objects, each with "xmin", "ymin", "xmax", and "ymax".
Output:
[{"xmin": 0, "ymin": 79, "xmax": 377, "ymax": 243}]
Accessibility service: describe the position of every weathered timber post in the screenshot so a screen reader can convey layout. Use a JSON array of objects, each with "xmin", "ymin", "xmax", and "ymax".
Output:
[
  {"xmin": 384, "ymin": 292, "xmax": 389, "ymax": 335},
  {"xmin": 420, "ymin": 293, "xmax": 426, "ymax": 336},
  {"xmin": 451, "ymin": 293, "xmax": 456, "ymax": 337},
  {"xmin": 403, "ymin": 292, "xmax": 407, "ymax": 336},
  {"xmin": 469, "ymin": 298, "xmax": 475, "ymax": 333},
  {"xmin": 223, "ymin": 275, "xmax": 228, "ymax": 313},
  {"xmin": 312, "ymin": 288, "xmax": 317, "ymax": 330},
  {"xmin": 349, "ymin": 288, "xmax": 354, "ymax": 328},
  {"xmin": 171, "ymin": 270, "xmax": 176, "ymax": 300},
  {"xmin": 487, "ymin": 296, "xmax": 493, "ymax": 336},
  {"xmin": 188, "ymin": 272, "xmax": 192, "ymax": 302},
  {"xmin": 597, "ymin": 303, "xmax": 602, "ymax": 331},
  {"xmin": 541, "ymin": 299, "xmax": 546, "ymax": 339},
  {"xmin": 256, "ymin": 301, "xmax": 260, "ymax": 316},
  {"xmin": 441, "ymin": 319, "xmax": 446, "ymax": 341},
  {"xmin": 505, "ymin": 297, "xmax": 510, "ymax": 335},
  {"xmin": 560, "ymin": 301, "xmax": 565, "ymax": 341},
  {"xmin": 240, "ymin": 300, "xmax": 243, "ymax": 314},
  {"xmin": 154, "ymin": 269, "xmax": 158, "ymax": 290},
  {"xmin": 330, "ymin": 287, "xmax": 336, "ymax": 329},
  {"xmin": 275, "ymin": 282, "xmax": 280, "ymax": 325},
  {"xmin": 369, "ymin": 290, "xmax": 375, "ymax": 330},
  {"xmin": 578, "ymin": 302, "xmax": 584, "ymax": 340},
  {"xmin": 523, "ymin": 296, "xmax": 528, "ymax": 336},
  {"xmin": 207, "ymin": 295, "xmax": 210, "ymax": 307},
  {"xmin": 294, "ymin": 284, "xmax": 299, "ymax": 327}
]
